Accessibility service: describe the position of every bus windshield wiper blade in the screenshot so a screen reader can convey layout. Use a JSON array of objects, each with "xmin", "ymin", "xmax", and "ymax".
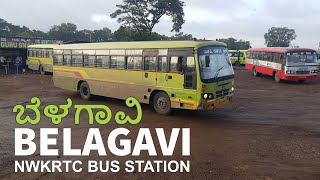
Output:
[{"xmin": 213, "ymin": 66, "xmax": 224, "ymax": 79}]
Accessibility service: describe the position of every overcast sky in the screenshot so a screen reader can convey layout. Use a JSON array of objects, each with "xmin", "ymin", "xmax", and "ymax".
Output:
[{"xmin": 1, "ymin": 0, "xmax": 319, "ymax": 48}]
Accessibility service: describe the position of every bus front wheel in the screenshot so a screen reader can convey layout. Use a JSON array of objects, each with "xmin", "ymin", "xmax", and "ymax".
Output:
[
  {"xmin": 39, "ymin": 65, "xmax": 46, "ymax": 75},
  {"xmin": 153, "ymin": 92, "xmax": 171, "ymax": 115},
  {"xmin": 79, "ymin": 82, "xmax": 92, "ymax": 100},
  {"xmin": 274, "ymin": 72, "xmax": 282, "ymax": 83},
  {"xmin": 253, "ymin": 67, "xmax": 260, "ymax": 77}
]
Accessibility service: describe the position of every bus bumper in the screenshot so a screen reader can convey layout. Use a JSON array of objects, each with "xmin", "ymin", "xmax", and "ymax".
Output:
[
  {"xmin": 282, "ymin": 75, "xmax": 318, "ymax": 81},
  {"xmin": 198, "ymin": 96, "xmax": 232, "ymax": 110}
]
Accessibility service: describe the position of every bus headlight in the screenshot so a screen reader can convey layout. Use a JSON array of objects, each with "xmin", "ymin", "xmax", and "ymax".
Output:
[
  {"xmin": 286, "ymin": 70, "xmax": 295, "ymax": 74},
  {"xmin": 311, "ymin": 70, "xmax": 318, "ymax": 73},
  {"xmin": 202, "ymin": 93, "xmax": 214, "ymax": 100}
]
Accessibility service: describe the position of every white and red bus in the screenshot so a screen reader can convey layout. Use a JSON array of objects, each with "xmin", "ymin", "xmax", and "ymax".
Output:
[{"xmin": 246, "ymin": 48, "xmax": 318, "ymax": 83}]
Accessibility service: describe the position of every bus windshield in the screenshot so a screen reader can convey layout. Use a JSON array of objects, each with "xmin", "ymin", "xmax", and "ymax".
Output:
[
  {"xmin": 286, "ymin": 52, "xmax": 317, "ymax": 66},
  {"xmin": 199, "ymin": 47, "xmax": 234, "ymax": 82}
]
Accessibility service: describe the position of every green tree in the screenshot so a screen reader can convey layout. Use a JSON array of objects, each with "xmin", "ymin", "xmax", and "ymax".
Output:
[
  {"xmin": 264, "ymin": 27, "xmax": 297, "ymax": 47},
  {"xmin": 113, "ymin": 26, "xmax": 139, "ymax": 41},
  {"xmin": 77, "ymin": 29, "xmax": 93, "ymax": 42},
  {"xmin": 110, "ymin": 0, "xmax": 185, "ymax": 36},
  {"xmin": 92, "ymin": 27, "xmax": 112, "ymax": 42},
  {"xmin": 170, "ymin": 32, "xmax": 194, "ymax": 40},
  {"xmin": 217, "ymin": 38, "xmax": 251, "ymax": 50},
  {"xmin": 48, "ymin": 23, "xmax": 78, "ymax": 42},
  {"xmin": 31, "ymin": 30, "xmax": 48, "ymax": 38},
  {"xmin": 17, "ymin": 31, "xmax": 33, "ymax": 38},
  {"xmin": 236, "ymin": 40, "xmax": 251, "ymax": 50}
]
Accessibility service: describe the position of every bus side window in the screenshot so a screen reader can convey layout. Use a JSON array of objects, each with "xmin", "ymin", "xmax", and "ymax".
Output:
[
  {"xmin": 280, "ymin": 54, "xmax": 285, "ymax": 63},
  {"xmin": 253, "ymin": 52, "xmax": 257, "ymax": 59},
  {"xmin": 97, "ymin": 56, "xmax": 110, "ymax": 68},
  {"xmin": 170, "ymin": 56, "xmax": 179, "ymax": 72},
  {"xmin": 84, "ymin": 55, "xmax": 96, "ymax": 68},
  {"xmin": 127, "ymin": 56, "xmax": 142, "ymax": 70},
  {"xmin": 49, "ymin": 51, "xmax": 53, "ymax": 59},
  {"xmin": 158, "ymin": 56, "xmax": 167, "ymax": 72},
  {"xmin": 53, "ymin": 55, "xmax": 63, "ymax": 66},
  {"xmin": 63, "ymin": 55, "xmax": 72, "ymax": 66},
  {"xmin": 185, "ymin": 56, "xmax": 196, "ymax": 89},
  {"xmin": 111, "ymin": 56, "xmax": 125, "ymax": 69},
  {"xmin": 72, "ymin": 55, "xmax": 83, "ymax": 67},
  {"xmin": 144, "ymin": 56, "xmax": 156, "ymax": 72}
]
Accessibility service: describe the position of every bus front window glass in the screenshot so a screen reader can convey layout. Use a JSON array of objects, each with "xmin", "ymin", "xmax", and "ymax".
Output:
[
  {"xmin": 158, "ymin": 57, "xmax": 167, "ymax": 72},
  {"xmin": 198, "ymin": 47, "xmax": 234, "ymax": 82},
  {"xmin": 287, "ymin": 53, "xmax": 317, "ymax": 66}
]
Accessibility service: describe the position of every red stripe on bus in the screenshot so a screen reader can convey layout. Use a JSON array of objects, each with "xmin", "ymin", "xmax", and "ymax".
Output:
[{"xmin": 55, "ymin": 69, "xmax": 84, "ymax": 79}]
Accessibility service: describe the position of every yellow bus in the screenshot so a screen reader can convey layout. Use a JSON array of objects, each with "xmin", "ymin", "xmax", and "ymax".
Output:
[
  {"xmin": 27, "ymin": 44, "xmax": 59, "ymax": 75},
  {"xmin": 52, "ymin": 41, "xmax": 235, "ymax": 115},
  {"xmin": 228, "ymin": 50, "xmax": 247, "ymax": 66}
]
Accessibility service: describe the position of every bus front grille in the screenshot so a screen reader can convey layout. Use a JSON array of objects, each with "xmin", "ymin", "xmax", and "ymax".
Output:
[
  {"xmin": 216, "ymin": 89, "xmax": 230, "ymax": 98},
  {"xmin": 296, "ymin": 71, "xmax": 310, "ymax": 74}
]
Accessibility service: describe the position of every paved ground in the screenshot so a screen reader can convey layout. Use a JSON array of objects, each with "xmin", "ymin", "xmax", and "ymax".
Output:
[{"xmin": 0, "ymin": 67, "xmax": 320, "ymax": 179}]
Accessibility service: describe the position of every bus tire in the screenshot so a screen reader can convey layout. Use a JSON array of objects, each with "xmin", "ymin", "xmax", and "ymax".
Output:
[
  {"xmin": 153, "ymin": 92, "xmax": 171, "ymax": 115},
  {"xmin": 79, "ymin": 82, "xmax": 92, "ymax": 100},
  {"xmin": 39, "ymin": 65, "xmax": 46, "ymax": 75},
  {"xmin": 253, "ymin": 67, "xmax": 260, "ymax": 77},
  {"xmin": 274, "ymin": 72, "xmax": 282, "ymax": 83}
]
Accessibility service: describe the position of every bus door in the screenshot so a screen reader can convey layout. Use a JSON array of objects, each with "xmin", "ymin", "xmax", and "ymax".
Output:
[
  {"xmin": 142, "ymin": 49, "xmax": 158, "ymax": 86},
  {"xmin": 166, "ymin": 48, "xmax": 197, "ymax": 108}
]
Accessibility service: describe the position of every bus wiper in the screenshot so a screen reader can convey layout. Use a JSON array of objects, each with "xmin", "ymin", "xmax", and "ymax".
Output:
[{"xmin": 213, "ymin": 66, "xmax": 224, "ymax": 79}]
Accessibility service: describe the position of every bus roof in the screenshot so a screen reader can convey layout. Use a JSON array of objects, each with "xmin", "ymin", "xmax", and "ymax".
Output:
[
  {"xmin": 28, "ymin": 44, "xmax": 61, "ymax": 49},
  {"xmin": 248, "ymin": 47, "xmax": 316, "ymax": 53},
  {"xmin": 54, "ymin": 41, "xmax": 227, "ymax": 50}
]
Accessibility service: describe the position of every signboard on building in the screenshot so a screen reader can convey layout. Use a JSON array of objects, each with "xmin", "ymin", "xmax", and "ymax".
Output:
[{"xmin": 0, "ymin": 37, "xmax": 63, "ymax": 49}]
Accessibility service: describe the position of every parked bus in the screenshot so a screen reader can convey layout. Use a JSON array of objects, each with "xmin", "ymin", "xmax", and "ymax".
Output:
[
  {"xmin": 27, "ymin": 44, "xmax": 59, "ymax": 75},
  {"xmin": 228, "ymin": 50, "xmax": 247, "ymax": 66},
  {"xmin": 246, "ymin": 47, "xmax": 318, "ymax": 83},
  {"xmin": 52, "ymin": 41, "xmax": 235, "ymax": 114}
]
